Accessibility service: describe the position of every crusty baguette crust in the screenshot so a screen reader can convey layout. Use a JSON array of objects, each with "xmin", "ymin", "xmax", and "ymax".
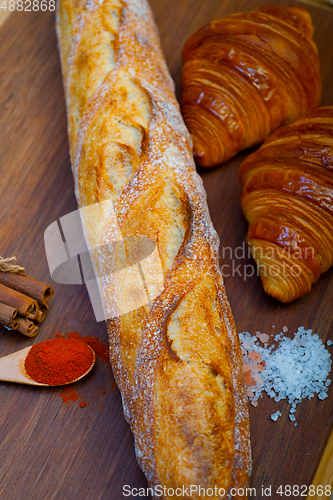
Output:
[{"xmin": 56, "ymin": 0, "xmax": 251, "ymax": 497}]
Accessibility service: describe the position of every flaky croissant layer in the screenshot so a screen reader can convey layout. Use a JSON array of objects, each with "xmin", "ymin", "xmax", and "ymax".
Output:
[
  {"xmin": 239, "ymin": 106, "xmax": 333, "ymax": 303},
  {"xmin": 181, "ymin": 6, "xmax": 322, "ymax": 168}
]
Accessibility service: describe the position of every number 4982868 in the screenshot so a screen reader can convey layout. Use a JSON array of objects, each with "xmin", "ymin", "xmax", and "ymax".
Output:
[{"xmin": 0, "ymin": 0, "xmax": 55, "ymax": 11}]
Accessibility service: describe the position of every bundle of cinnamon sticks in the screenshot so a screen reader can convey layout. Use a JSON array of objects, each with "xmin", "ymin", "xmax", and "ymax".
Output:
[{"xmin": 0, "ymin": 271, "xmax": 54, "ymax": 337}]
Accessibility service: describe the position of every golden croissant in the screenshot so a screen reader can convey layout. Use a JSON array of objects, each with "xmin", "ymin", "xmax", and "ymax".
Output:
[
  {"xmin": 239, "ymin": 106, "xmax": 333, "ymax": 303},
  {"xmin": 181, "ymin": 6, "xmax": 322, "ymax": 168}
]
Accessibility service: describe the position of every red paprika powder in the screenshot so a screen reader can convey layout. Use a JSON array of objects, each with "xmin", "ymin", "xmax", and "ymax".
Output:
[
  {"xmin": 56, "ymin": 332, "xmax": 109, "ymax": 364},
  {"xmin": 24, "ymin": 338, "xmax": 95, "ymax": 386}
]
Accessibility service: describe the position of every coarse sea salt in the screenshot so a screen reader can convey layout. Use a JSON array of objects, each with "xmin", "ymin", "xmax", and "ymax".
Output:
[
  {"xmin": 239, "ymin": 327, "xmax": 332, "ymax": 421},
  {"xmin": 271, "ymin": 411, "xmax": 281, "ymax": 421}
]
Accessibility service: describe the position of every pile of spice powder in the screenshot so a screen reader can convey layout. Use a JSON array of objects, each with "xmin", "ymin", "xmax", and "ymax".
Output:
[
  {"xmin": 240, "ymin": 327, "xmax": 332, "ymax": 422},
  {"xmin": 24, "ymin": 338, "xmax": 94, "ymax": 386},
  {"xmin": 56, "ymin": 332, "xmax": 109, "ymax": 364},
  {"xmin": 55, "ymin": 332, "xmax": 115, "ymax": 408}
]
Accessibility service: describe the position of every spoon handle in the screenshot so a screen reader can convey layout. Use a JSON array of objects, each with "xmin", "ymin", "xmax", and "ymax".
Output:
[{"xmin": 0, "ymin": 347, "xmax": 42, "ymax": 385}]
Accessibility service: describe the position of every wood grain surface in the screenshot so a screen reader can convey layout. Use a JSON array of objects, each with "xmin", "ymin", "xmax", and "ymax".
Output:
[{"xmin": 0, "ymin": 1, "xmax": 332, "ymax": 499}]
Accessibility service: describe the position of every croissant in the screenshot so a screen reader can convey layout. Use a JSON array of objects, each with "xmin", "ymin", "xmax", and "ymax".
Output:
[
  {"xmin": 181, "ymin": 6, "xmax": 322, "ymax": 168},
  {"xmin": 239, "ymin": 106, "xmax": 333, "ymax": 303}
]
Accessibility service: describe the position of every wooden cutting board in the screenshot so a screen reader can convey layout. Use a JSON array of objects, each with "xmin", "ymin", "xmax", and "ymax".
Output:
[{"xmin": 0, "ymin": 1, "xmax": 332, "ymax": 499}]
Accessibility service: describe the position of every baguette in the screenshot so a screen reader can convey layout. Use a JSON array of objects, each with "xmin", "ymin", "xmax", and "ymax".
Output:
[{"xmin": 56, "ymin": 0, "xmax": 251, "ymax": 498}]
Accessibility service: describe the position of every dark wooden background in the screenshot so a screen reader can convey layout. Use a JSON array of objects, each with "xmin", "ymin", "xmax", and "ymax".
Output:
[{"xmin": 0, "ymin": 0, "xmax": 332, "ymax": 499}]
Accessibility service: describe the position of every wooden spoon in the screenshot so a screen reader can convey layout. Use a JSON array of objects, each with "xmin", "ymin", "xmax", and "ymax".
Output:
[{"xmin": 0, "ymin": 344, "xmax": 96, "ymax": 386}]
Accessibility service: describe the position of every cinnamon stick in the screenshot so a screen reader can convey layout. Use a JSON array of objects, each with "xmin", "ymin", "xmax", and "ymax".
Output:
[
  {"xmin": 27, "ymin": 304, "xmax": 39, "ymax": 320},
  {"xmin": 0, "ymin": 271, "xmax": 54, "ymax": 305},
  {"xmin": 0, "ymin": 283, "xmax": 38, "ymax": 318},
  {"xmin": 13, "ymin": 316, "xmax": 39, "ymax": 337},
  {"xmin": 0, "ymin": 302, "xmax": 18, "ymax": 329},
  {"xmin": 27, "ymin": 324, "xmax": 39, "ymax": 338},
  {"xmin": 35, "ymin": 304, "xmax": 48, "ymax": 324}
]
